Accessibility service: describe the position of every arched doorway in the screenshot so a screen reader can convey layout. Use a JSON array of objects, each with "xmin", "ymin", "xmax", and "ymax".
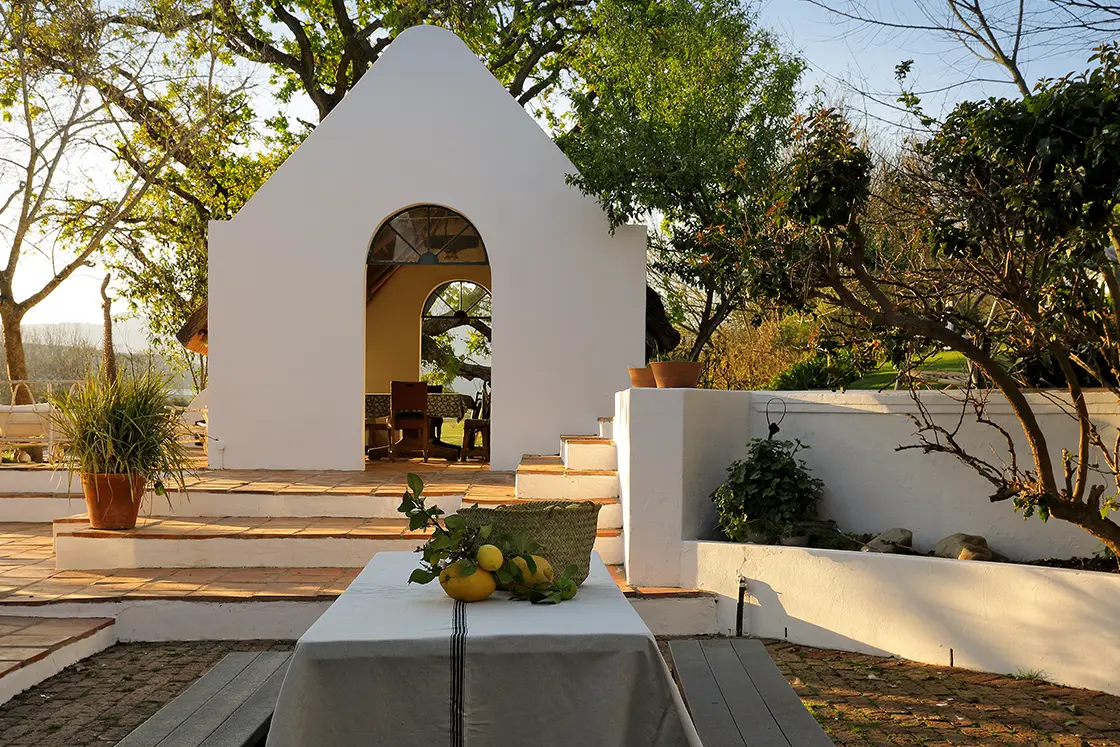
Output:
[{"xmin": 364, "ymin": 206, "xmax": 491, "ymax": 462}]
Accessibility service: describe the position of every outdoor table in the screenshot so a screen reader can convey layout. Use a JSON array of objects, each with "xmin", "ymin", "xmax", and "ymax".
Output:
[
  {"xmin": 364, "ymin": 392, "xmax": 467, "ymax": 420},
  {"xmin": 265, "ymin": 552, "xmax": 702, "ymax": 747}
]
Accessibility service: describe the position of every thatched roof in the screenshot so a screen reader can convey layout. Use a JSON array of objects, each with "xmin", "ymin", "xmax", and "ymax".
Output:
[{"xmin": 177, "ymin": 301, "xmax": 208, "ymax": 355}]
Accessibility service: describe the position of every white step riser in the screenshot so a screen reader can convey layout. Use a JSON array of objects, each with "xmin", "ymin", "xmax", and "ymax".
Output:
[
  {"xmin": 598, "ymin": 419, "xmax": 613, "ymax": 439},
  {"xmin": 0, "ymin": 470, "xmax": 77, "ymax": 494},
  {"xmin": 561, "ymin": 442, "xmax": 618, "ymax": 471},
  {"xmin": 0, "ymin": 495, "xmax": 87, "ymax": 522},
  {"xmin": 140, "ymin": 492, "xmax": 461, "ymax": 521},
  {"xmin": 0, "ymin": 624, "xmax": 117, "ymax": 706},
  {"xmin": 54, "ymin": 534, "xmax": 624, "ymax": 570},
  {"xmin": 515, "ymin": 472, "xmax": 619, "ymax": 500}
]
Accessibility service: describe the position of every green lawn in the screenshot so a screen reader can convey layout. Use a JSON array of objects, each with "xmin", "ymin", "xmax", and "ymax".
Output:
[
  {"xmin": 439, "ymin": 419, "xmax": 464, "ymax": 447},
  {"xmin": 849, "ymin": 350, "xmax": 970, "ymax": 390}
]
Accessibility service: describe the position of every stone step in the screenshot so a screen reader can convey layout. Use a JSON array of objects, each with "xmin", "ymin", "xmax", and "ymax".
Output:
[
  {"xmin": 598, "ymin": 417, "xmax": 613, "ymax": 440},
  {"xmin": 52, "ymin": 516, "xmax": 624, "ymax": 570},
  {"xmin": 515, "ymin": 456, "xmax": 619, "ymax": 500},
  {"xmin": 0, "ymin": 616, "xmax": 116, "ymax": 705},
  {"xmin": 560, "ymin": 435, "xmax": 618, "ymax": 471}
]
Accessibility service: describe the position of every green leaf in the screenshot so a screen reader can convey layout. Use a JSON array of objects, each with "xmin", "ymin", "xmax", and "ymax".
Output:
[
  {"xmin": 479, "ymin": 524, "xmax": 492, "ymax": 540},
  {"xmin": 459, "ymin": 559, "xmax": 477, "ymax": 577},
  {"xmin": 408, "ymin": 569, "xmax": 436, "ymax": 585},
  {"xmin": 444, "ymin": 514, "xmax": 466, "ymax": 531},
  {"xmin": 409, "ymin": 512, "xmax": 430, "ymax": 531},
  {"xmin": 407, "ymin": 473, "xmax": 425, "ymax": 497}
]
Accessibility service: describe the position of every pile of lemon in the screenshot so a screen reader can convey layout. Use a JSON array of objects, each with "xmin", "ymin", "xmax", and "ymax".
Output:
[{"xmin": 438, "ymin": 544, "xmax": 557, "ymax": 602}]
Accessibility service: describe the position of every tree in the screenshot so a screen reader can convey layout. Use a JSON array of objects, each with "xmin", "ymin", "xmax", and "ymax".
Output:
[
  {"xmin": 559, "ymin": 0, "xmax": 803, "ymax": 359},
  {"xmin": 771, "ymin": 44, "xmax": 1120, "ymax": 553},
  {"xmin": 801, "ymin": 0, "xmax": 1119, "ymax": 116},
  {"xmin": 0, "ymin": 0, "xmax": 234, "ymax": 416}
]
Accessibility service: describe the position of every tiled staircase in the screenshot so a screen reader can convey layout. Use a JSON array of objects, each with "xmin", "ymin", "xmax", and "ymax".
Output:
[{"xmin": 47, "ymin": 426, "xmax": 627, "ymax": 571}]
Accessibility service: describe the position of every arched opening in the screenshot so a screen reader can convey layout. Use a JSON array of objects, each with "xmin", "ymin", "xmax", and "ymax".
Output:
[{"xmin": 364, "ymin": 206, "xmax": 491, "ymax": 463}]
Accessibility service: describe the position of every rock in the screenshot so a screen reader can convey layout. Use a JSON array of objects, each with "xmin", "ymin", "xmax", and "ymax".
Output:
[
  {"xmin": 861, "ymin": 527, "xmax": 917, "ymax": 554},
  {"xmin": 936, "ymin": 533, "xmax": 993, "ymax": 561},
  {"xmin": 862, "ymin": 538, "xmax": 920, "ymax": 555},
  {"xmin": 876, "ymin": 528, "xmax": 914, "ymax": 547}
]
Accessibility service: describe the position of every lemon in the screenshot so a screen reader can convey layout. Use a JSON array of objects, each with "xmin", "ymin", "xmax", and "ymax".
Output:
[
  {"xmin": 476, "ymin": 544, "xmax": 503, "ymax": 572},
  {"xmin": 439, "ymin": 560, "xmax": 497, "ymax": 602},
  {"xmin": 508, "ymin": 554, "xmax": 554, "ymax": 593}
]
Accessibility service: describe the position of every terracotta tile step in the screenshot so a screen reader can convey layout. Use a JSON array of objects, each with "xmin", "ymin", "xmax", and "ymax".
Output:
[
  {"xmin": 0, "ymin": 616, "xmax": 113, "ymax": 675},
  {"xmin": 52, "ymin": 516, "xmax": 622, "ymax": 541},
  {"xmin": 559, "ymin": 435, "xmax": 615, "ymax": 445},
  {"xmin": 516, "ymin": 455, "xmax": 617, "ymax": 477},
  {"xmin": 0, "ymin": 493, "xmax": 82, "ymax": 499},
  {"xmin": 604, "ymin": 565, "xmax": 709, "ymax": 599}
]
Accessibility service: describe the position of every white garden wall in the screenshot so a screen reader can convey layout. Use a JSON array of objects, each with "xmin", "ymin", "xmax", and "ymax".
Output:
[
  {"xmin": 618, "ymin": 388, "xmax": 1112, "ymax": 588},
  {"xmin": 681, "ymin": 541, "xmax": 1120, "ymax": 696},
  {"xmin": 616, "ymin": 387, "xmax": 1120, "ymax": 694}
]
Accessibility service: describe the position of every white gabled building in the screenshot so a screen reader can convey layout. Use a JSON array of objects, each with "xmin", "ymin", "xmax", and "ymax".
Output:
[{"xmin": 206, "ymin": 25, "xmax": 647, "ymax": 471}]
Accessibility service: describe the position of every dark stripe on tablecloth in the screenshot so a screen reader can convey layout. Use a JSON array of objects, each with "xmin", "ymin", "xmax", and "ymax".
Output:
[{"xmin": 450, "ymin": 599, "xmax": 466, "ymax": 747}]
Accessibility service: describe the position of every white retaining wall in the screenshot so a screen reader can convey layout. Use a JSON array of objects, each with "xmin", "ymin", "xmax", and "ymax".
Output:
[
  {"xmin": 682, "ymin": 541, "xmax": 1120, "ymax": 696},
  {"xmin": 617, "ymin": 387, "xmax": 1120, "ymax": 694},
  {"xmin": 618, "ymin": 388, "xmax": 1113, "ymax": 587}
]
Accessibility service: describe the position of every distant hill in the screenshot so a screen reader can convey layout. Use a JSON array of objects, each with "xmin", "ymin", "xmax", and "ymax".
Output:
[{"xmin": 21, "ymin": 320, "xmax": 151, "ymax": 352}]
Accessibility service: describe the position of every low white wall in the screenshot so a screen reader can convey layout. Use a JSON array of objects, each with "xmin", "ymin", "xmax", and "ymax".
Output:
[
  {"xmin": 618, "ymin": 389, "xmax": 1112, "ymax": 588},
  {"xmin": 682, "ymin": 540, "xmax": 1120, "ymax": 696}
]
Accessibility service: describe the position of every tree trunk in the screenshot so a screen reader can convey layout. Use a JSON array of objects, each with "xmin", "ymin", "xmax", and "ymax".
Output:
[
  {"xmin": 101, "ymin": 275, "xmax": 116, "ymax": 383},
  {"xmin": 1, "ymin": 305, "xmax": 31, "ymax": 405}
]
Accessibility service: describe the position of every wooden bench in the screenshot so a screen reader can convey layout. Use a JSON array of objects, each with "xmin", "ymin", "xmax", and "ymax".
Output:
[
  {"xmin": 669, "ymin": 639, "xmax": 834, "ymax": 747},
  {"xmin": 117, "ymin": 652, "xmax": 291, "ymax": 747}
]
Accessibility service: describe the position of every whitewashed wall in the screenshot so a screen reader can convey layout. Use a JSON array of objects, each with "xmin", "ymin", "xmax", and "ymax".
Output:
[
  {"xmin": 682, "ymin": 541, "xmax": 1120, "ymax": 696},
  {"xmin": 208, "ymin": 26, "xmax": 645, "ymax": 471},
  {"xmin": 618, "ymin": 388, "xmax": 1115, "ymax": 587}
]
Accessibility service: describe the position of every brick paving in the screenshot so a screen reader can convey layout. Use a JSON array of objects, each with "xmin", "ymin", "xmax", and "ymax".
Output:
[
  {"xmin": 764, "ymin": 641, "xmax": 1120, "ymax": 746},
  {"xmin": 0, "ymin": 641, "xmax": 293, "ymax": 747}
]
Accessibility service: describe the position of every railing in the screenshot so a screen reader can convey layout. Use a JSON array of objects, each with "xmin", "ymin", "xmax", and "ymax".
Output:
[{"xmin": 0, "ymin": 380, "xmax": 207, "ymax": 464}]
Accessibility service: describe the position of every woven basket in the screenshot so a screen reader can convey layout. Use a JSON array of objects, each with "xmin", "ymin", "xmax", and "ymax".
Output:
[{"xmin": 458, "ymin": 501, "xmax": 602, "ymax": 585}]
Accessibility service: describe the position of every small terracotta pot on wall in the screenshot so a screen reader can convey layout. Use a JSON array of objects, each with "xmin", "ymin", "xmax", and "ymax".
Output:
[
  {"xmin": 650, "ymin": 361, "xmax": 704, "ymax": 389},
  {"xmin": 628, "ymin": 367, "xmax": 657, "ymax": 388},
  {"xmin": 80, "ymin": 473, "xmax": 147, "ymax": 530}
]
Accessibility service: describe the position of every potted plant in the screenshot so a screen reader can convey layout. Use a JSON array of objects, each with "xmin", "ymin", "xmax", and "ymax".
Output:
[
  {"xmin": 628, "ymin": 366, "xmax": 656, "ymax": 388},
  {"xmin": 51, "ymin": 372, "xmax": 192, "ymax": 530},
  {"xmin": 711, "ymin": 438, "xmax": 823, "ymax": 545},
  {"xmin": 649, "ymin": 351, "xmax": 704, "ymax": 388}
]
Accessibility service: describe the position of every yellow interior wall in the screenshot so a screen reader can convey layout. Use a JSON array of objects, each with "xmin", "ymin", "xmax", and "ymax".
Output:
[{"xmin": 364, "ymin": 264, "xmax": 492, "ymax": 393}]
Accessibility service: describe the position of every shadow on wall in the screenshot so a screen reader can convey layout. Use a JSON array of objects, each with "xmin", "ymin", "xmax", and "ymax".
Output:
[
  {"xmin": 682, "ymin": 541, "xmax": 1120, "ymax": 693},
  {"xmin": 743, "ymin": 576, "xmax": 894, "ymax": 658}
]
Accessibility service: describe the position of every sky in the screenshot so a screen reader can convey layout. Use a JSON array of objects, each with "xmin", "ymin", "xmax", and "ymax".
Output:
[{"xmin": 16, "ymin": 0, "xmax": 1110, "ymax": 328}]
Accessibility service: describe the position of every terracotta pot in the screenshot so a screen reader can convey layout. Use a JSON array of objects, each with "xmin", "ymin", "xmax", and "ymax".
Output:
[
  {"xmin": 650, "ymin": 361, "xmax": 703, "ymax": 388},
  {"xmin": 80, "ymin": 473, "xmax": 146, "ymax": 530},
  {"xmin": 628, "ymin": 367, "xmax": 657, "ymax": 388}
]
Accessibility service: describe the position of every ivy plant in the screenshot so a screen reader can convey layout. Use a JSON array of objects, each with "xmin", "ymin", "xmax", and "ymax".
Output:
[{"xmin": 712, "ymin": 438, "xmax": 824, "ymax": 540}]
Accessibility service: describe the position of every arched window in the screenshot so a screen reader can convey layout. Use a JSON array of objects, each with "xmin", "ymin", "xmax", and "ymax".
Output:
[{"xmin": 368, "ymin": 205, "xmax": 487, "ymax": 265}]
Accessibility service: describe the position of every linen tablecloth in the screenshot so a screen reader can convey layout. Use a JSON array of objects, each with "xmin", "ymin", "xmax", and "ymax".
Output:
[
  {"xmin": 266, "ymin": 552, "xmax": 701, "ymax": 747},
  {"xmin": 365, "ymin": 392, "xmax": 467, "ymax": 420}
]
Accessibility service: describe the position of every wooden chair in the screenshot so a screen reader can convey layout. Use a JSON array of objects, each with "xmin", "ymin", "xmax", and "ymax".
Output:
[
  {"xmin": 389, "ymin": 380, "xmax": 432, "ymax": 461},
  {"xmin": 426, "ymin": 384, "xmax": 444, "ymax": 441},
  {"xmin": 461, "ymin": 384, "xmax": 490, "ymax": 462}
]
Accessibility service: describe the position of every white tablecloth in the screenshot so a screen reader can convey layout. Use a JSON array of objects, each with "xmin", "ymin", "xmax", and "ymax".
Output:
[{"xmin": 266, "ymin": 552, "xmax": 701, "ymax": 747}]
